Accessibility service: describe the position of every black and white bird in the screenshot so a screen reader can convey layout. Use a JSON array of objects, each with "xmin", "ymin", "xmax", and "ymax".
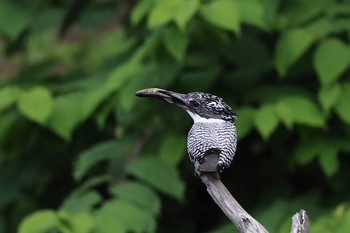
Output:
[{"xmin": 136, "ymin": 88, "xmax": 237, "ymax": 174}]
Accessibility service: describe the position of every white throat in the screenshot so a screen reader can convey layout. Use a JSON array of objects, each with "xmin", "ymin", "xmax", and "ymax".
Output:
[{"xmin": 186, "ymin": 111, "xmax": 226, "ymax": 123}]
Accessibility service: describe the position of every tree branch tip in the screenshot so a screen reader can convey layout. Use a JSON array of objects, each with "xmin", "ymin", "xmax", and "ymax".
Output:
[{"xmin": 291, "ymin": 209, "xmax": 309, "ymax": 233}]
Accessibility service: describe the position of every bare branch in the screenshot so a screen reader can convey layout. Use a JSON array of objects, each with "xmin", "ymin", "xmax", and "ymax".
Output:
[
  {"xmin": 290, "ymin": 209, "xmax": 309, "ymax": 233},
  {"xmin": 199, "ymin": 172, "xmax": 269, "ymax": 233}
]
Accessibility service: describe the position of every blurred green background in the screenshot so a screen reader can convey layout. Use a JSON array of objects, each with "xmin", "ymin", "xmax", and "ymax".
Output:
[{"xmin": 1, "ymin": 0, "xmax": 350, "ymax": 232}]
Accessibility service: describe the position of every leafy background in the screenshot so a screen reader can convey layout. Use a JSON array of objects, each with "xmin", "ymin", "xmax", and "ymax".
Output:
[{"xmin": 1, "ymin": 0, "xmax": 350, "ymax": 232}]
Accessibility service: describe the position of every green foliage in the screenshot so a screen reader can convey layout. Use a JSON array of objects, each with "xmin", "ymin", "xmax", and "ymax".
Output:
[
  {"xmin": 110, "ymin": 181, "xmax": 161, "ymax": 215},
  {"xmin": 97, "ymin": 200, "xmax": 155, "ymax": 233},
  {"xmin": 0, "ymin": 1, "xmax": 31, "ymax": 38},
  {"xmin": 147, "ymin": 0, "xmax": 199, "ymax": 30},
  {"xmin": 200, "ymin": 0, "xmax": 240, "ymax": 33},
  {"xmin": 235, "ymin": 107, "xmax": 255, "ymax": 139},
  {"xmin": 18, "ymin": 210, "xmax": 61, "ymax": 233},
  {"xmin": 275, "ymin": 28, "xmax": 316, "ymax": 76},
  {"xmin": 318, "ymin": 84, "xmax": 341, "ymax": 112},
  {"xmin": 335, "ymin": 84, "xmax": 350, "ymax": 125},
  {"xmin": 126, "ymin": 157, "xmax": 185, "ymax": 201},
  {"xmin": 0, "ymin": 86, "xmax": 18, "ymax": 111},
  {"xmin": 275, "ymin": 96, "xmax": 325, "ymax": 128},
  {"xmin": 162, "ymin": 26, "xmax": 189, "ymax": 62},
  {"xmin": 311, "ymin": 205, "xmax": 350, "ymax": 233},
  {"xmin": 254, "ymin": 104, "xmax": 278, "ymax": 140},
  {"xmin": 314, "ymin": 39, "xmax": 350, "ymax": 86},
  {"xmin": 1, "ymin": 0, "xmax": 350, "ymax": 232},
  {"xmin": 73, "ymin": 141, "xmax": 127, "ymax": 181},
  {"xmin": 158, "ymin": 134, "xmax": 186, "ymax": 165},
  {"xmin": 17, "ymin": 87, "xmax": 54, "ymax": 125}
]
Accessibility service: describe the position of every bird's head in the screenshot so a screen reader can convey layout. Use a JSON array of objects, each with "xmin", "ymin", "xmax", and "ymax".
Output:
[{"xmin": 136, "ymin": 88, "xmax": 237, "ymax": 123}]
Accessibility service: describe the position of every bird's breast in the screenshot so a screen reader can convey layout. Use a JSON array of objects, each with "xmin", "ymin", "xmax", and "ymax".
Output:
[
  {"xmin": 188, "ymin": 121, "xmax": 236, "ymax": 141},
  {"xmin": 187, "ymin": 121, "xmax": 237, "ymax": 157}
]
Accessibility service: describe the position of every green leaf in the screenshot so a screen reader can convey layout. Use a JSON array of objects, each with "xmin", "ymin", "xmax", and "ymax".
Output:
[
  {"xmin": 0, "ymin": 86, "xmax": 18, "ymax": 112},
  {"xmin": 314, "ymin": 39, "xmax": 350, "ymax": 86},
  {"xmin": 98, "ymin": 199, "xmax": 155, "ymax": 233},
  {"xmin": 147, "ymin": 0, "xmax": 198, "ymax": 30},
  {"xmin": 117, "ymin": 66, "xmax": 155, "ymax": 115},
  {"xmin": 318, "ymin": 84, "xmax": 341, "ymax": 112},
  {"xmin": 152, "ymin": 59, "xmax": 181, "ymax": 87},
  {"xmin": 335, "ymin": 83, "xmax": 350, "ymax": 125},
  {"xmin": 274, "ymin": 99, "xmax": 294, "ymax": 129},
  {"xmin": 47, "ymin": 84, "xmax": 110, "ymax": 140},
  {"xmin": 59, "ymin": 212, "xmax": 95, "ymax": 233},
  {"xmin": 163, "ymin": 27, "xmax": 189, "ymax": 62},
  {"xmin": 79, "ymin": 85, "xmax": 110, "ymax": 123},
  {"xmin": 235, "ymin": 107, "xmax": 255, "ymax": 139},
  {"xmin": 158, "ymin": 134, "xmax": 186, "ymax": 165},
  {"xmin": 0, "ymin": 1, "xmax": 30, "ymax": 38},
  {"xmin": 280, "ymin": 0, "xmax": 332, "ymax": 27},
  {"xmin": 275, "ymin": 96, "xmax": 325, "ymax": 128},
  {"xmin": 200, "ymin": 0, "xmax": 240, "ymax": 33},
  {"xmin": 110, "ymin": 181, "xmax": 161, "ymax": 215},
  {"xmin": 47, "ymin": 93, "xmax": 82, "ymax": 141},
  {"xmin": 275, "ymin": 28, "xmax": 316, "ymax": 76},
  {"xmin": 235, "ymin": 0, "xmax": 268, "ymax": 30},
  {"xmin": 73, "ymin": 176, "xmax": 111, "ymax": 195},
  {"xmin": 318, "ymin": 148, "xmax": 339, "ymax": 177},
  {"xmin": 126, "ymin": 157, "xmax": 185, "ymax": 201},
  {"xmin": 18, "ymin": 210, "xmax": 60, "ymax": 233},
  {"xmin": 73, "ymin": 141, "xmax": 125, "ymax": 181},
  {"xmin": 148, "ymin": 1, "xmax": 183, "ymax": 28},
  {"xmin": 305, "ymin": 18, "xmax": 333, "ymax": 38},
  {"xmin": 330, "ymin": 18, "xmax": 350, "ymax": 35},
  {"xmin": 254, "ymin": 104, "xmax": 279, "ymax": 140},
  {"xmin": 47, "ymin": 84, "xmax": 109, "ymax": 141},
  {"xmin": 17, "ymin": 87, "xmax": 53, "ymax": 125},
  {"xmin": 294, "ymin": 139, "xmax": 320, "ymax": 165},
  {"xmin": 94, "ymin": 211, "xmax": 125, "ymax": 233},
  {"xmin": 174, "ymin": 0, "xmax": 199, "ymax": 30},
  {"xmin": 130, "ymin": 0, "xmax": 153, "ymax": 25},
  {"xmin": 107, "ymin": 61, "xmax": 143, "ymax": 93},
  {"xmin": 61, "ymin": 191, "xmax": 101, "ymax": 214},
  {"xmin": 71, "ymin": 214, "xmax": 95, "ymax": 233}
]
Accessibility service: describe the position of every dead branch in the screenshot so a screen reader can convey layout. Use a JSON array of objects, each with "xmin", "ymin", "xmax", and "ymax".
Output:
[
  {"xmin": 199, "ymin": 172, "xmax": 310, "ymax": 233},
  {"xmin": 291, "ymin": 209, "xmax": 310, "ymax": 233}
]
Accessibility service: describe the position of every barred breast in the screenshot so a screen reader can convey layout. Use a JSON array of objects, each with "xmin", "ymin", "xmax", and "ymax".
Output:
[{"xmin": 187, "ymin": 121, "xmax": 237, "ymax": 172}]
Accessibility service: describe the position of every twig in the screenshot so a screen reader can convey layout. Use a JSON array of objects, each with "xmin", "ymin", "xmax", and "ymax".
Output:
[
  {"xmin": 199, "ymin": 172, "xmax": 269, "ymax": 233},
  {"xmin": 290, "ymin": 209, "xmax": 309, "ymax": 233}
]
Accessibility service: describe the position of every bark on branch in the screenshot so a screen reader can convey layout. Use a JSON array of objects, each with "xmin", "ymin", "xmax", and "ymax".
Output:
[
  {"xmin": 198, "ymin": 172, "xmax": 310, "ymax": 233},
  {"xmin": 291, "ymin": 209, "xmax": 309, "ymax": 233},
  {"xmin": 199, "ymin": 172, "xmax": 268, "ymax": 233}
]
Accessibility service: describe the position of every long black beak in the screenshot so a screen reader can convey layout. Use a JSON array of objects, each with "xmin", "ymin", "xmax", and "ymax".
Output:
[{"xmin": 136, "ymin": 88, "xmax": 189, "ymax": 110}]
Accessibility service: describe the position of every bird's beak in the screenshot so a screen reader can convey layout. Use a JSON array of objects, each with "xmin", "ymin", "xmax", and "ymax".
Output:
[{"xmin": 136, "ymin": 88, "xmax": 188, "ymax": 109}]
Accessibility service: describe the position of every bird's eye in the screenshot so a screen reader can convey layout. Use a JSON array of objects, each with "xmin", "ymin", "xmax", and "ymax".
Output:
[{"xmin": 189, "ymin": 100, "xmax": 200, "ymax": 108}]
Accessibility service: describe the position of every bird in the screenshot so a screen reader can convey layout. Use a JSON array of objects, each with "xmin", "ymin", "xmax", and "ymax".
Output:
[{"xmin": 136, "ymin": 88, "xmax": 237, "ymax": 174}]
